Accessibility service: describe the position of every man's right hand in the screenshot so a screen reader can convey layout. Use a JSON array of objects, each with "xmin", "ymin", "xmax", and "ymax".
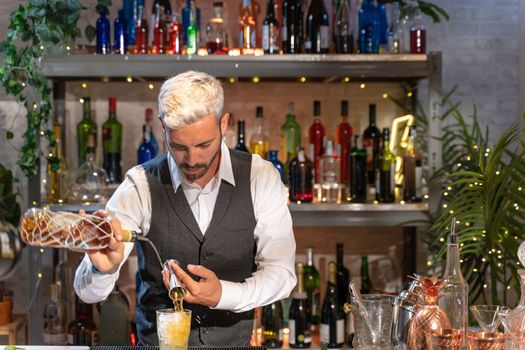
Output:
[{"xmin": 77, "ymin": 210, "xmax": 126, "ymax": 274}]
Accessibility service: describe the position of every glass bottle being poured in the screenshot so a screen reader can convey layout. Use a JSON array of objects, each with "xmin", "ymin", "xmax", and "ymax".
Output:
[{"xmin": 20, "ymin": 207, "xmax": 186, "ymax": 308}]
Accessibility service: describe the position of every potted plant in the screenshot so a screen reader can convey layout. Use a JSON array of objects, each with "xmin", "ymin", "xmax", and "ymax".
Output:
[{"xmin": 426, "ymin": 94, "xmax": 525, "ymax": 305}]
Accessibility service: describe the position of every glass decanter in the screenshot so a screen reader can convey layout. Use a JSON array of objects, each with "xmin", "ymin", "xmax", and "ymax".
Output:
[
  {"xmin": 406, "ymin": 275, "xmax": 451, "ymax": 350},
  {"xmin": 67, "ymin": 134, "xmax": 110, "ymax": 203},
  {"xmin": 498, "ymin": 269, "xmax": 525, "ymax": 348}
]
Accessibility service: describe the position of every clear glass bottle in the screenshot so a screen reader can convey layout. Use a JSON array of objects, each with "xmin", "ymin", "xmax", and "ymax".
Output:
[
  {"xmin": 240, "ymin": 0, "xmax": 257, "ymax": 49},
  {"xmin": 438, "ymin": 220, "xmax": 469, "ymax": 348},
  {"xmin": 249, "ymin": 106, "xmax": 270, "ymax": 158},
  {"xmin": 320, "ymin": 140, "xmax": 341, "ymax": 203},
  {"xmin": 134, "ymin": 4, "xmax": 149, "ymax": 54},
  {"xmin": 167, "ymin": 11, "xmax": 183, "ymax": 54},
  {"xmin": 43, "ymin": 283, "xmax": 66, "ymax": 345},
  {"xmin": 335, "ymin": 0, "xmax": 353, "ymax": 53},
  {"xmin": 410, "ymin": 8, "xmax": 426, "ymax": 54},
  {"xmin": 69, "ymin": 134, "xmax": 109, "ymax": 203},
  {"xmin": 387, "ymin": 3, "xmax": 402, "ymax": 54},
  {"xmin": 206, "ymin": 2, "xmax": 227, "ymax": 54},
  {"xmin": 223, "ymin": 113, "xmax": 237, "ymax": 148}
]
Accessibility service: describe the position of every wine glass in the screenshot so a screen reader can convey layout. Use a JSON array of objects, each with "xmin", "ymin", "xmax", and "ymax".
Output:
[
  {"xmin": 470, "ymin": 305, "xmax": 509, "ymax": 332},
  {"xmin": 497, "ymin": 308, "xmax": 525, "ymax": 348}
]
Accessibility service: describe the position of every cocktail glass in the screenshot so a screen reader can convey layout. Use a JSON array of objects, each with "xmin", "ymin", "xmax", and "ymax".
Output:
[
  {"xmin": 157, "ymin": 308, "xmax": 192, "ymax": 350},
  {"xmin": 470, "ymin": 305, "xmax": 509, "ymax": 332}
]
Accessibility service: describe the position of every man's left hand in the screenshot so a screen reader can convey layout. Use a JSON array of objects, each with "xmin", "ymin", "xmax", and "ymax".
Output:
[{"xmin": 162, "ymin": 262, "xmax": 222, "ymax": 308}]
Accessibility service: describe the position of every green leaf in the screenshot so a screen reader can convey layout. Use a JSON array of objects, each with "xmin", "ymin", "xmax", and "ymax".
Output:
[
  {"xmin": 6, "ymin": 131, "xmax": 14, "ymax": 140},
  {"xmin": 85, "ymin": 24, "xmax": 96, "ymax": 43}
]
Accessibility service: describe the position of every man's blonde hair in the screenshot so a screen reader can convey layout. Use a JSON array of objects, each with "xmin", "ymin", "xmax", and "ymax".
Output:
[{"xmin": 158, "ymin": 71, "xmax": 224, "ymax": 129}]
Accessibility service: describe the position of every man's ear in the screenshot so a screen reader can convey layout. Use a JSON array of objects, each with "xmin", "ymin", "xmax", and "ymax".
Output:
[{"xmin": 220, "ymin": 113, "xmax": 229, "ymax": 135}]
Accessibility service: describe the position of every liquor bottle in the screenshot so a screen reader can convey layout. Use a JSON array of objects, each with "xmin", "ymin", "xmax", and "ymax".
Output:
[
  {"xmin": 134, "ymin": 4, "xmax": 149, "ymax": 54},
  {"xmin": 263, "ymin": 0, "xmax": 280, "ymax": 54},
  {"xmin": 410, "ymin": 8, "xmax": 426, "ymax": 54},
  {"xmin": 235, "ymin": 120, "xmax": 250, "ymax": 153},
  {"xmin": 187, "ymin": 0, "xmax": 199, "ymax": 54},
  {"xmin": 114, "ymin": 9, "xmax": 128, "ymax": 54},
  {"xmin": 283, "ymin": 0, "xmax": 302, "ymax": 53},
  {"xmin": 47, "ymin": 121, "xmax": 67, "ymax": 203},
  {"xmin": 320, "ymin": 140, "xmax": 341, "ymax": 203},
  {"xmin": 304, "ymin": 0, "xmax": 329, "ymax": 53},
  {"xmin": 53, "ymin": 249, "xmax": 71, "ymax": 330},
  {"xmin": 67, "ymin": 296, "xmax": 98, "ymax": 346},
  {"xmin": 182, "ymin": 0, "xmax": 201, "ymax": 46},
  {"xmin": 102, "ymin": 97, "xmax": 123, "ymax": 184},
  {"xmin": 280, "ymin": 102, "xmax": 301, "ymax": 177},
  {"xmin": 43, "ymin": 283, "xmax": 66, "ymax": 345},
  {"xmin": 336, "ymin": 242, "xmax": 353, "ymax": 345},
  {"xmin": 149, "ymin": 0, "xmax": 160, "ymax": 46},
  {"xmin": 96, "ymin": 7, "xmax": 111, "ymax": 54},
  {"xmin": 304, "ymin": 247, "xmax": 321, "ymax": 325},
  {"xmin": 358, "ymin": 0, "xmax": 380, "ymax": 53},
  {"xmin": 124, "ymin": 0, "xmax": 138, "ymax": 46},
  {"xmin": 360, "ymin": 256, "xmax": 372, "ymax": 294},
  {"xmin": 349, "ymin": 135, "xmax": 367, "ymax": 202},
  {"xmin": 268, "ymin": 150, "xmax": 285, "ymax": 183},
  {"xmin": 152, "ymin": 3, "xmax": 166, "ymax": 54},
  {"xmin": 250, "ymin": 106, "xmax": 270, "ymax": 158},
  {"xmin": 138, "ymin": 125, "xmax": 157, "ymax": 165},
  {"xmin": 335, "ymin": 0, "xmax": 353, "ymax": 53},
  {"xmin": 438, "ymin": 220, "xmax": 469, "ymax": 348},
  {"xmin": 403, "ymin": 126, "xmax": 417, "ymax": 202},
  {"xmin": 167, "ymin": 9, "xmax": 183, "ymax": 54},
  {"xmin": 363, "ymin": 104, "xmax": 381, "ymax": 189},
  {"xmin": 320, "ymin": 261, "xmax": 345, "ymax": 349},
  {"xmin": 335, "ymin": 100, "xmax": 352, "ymax": 186},
  {"xmin": 223, "ymin": 113, "xmax": 237, "ymax": 148},
  {"xmin": 387, "ymin": 3, "xmax": 403, "ymax": 53},
  {"xmin": 289, "ymin": 147, "xmax": 314, "ymax": 203},
  {"xmin": 308, "ymin": 100, "xmax": 326, "ymax": 183},
  {"xmin": 145, "ymin": 108, "xmax": 160, "ymax": 155},
  {"xmin": 76, "ymin": 97, "xmax": 97, "ymax": 166},
  {"xmin": 376, "ymin": 128, "xmax": 395, "ymax": 203},
  {"xmin": 240, "ymin": 0, "xmax": 257, "ymax": 49},
  {"xmin": 289, "ymin": 262, "xmax": 312, "ymax": 348},
  {"xmin": 206, "ymin": 2, "xmax": 227, "ymax": 54},
  {"xmin": 262, "ymin": 300, "xmax": 283, "ymax": 348},
  {"xmin": 378, "ymin": 2, "xmax": 388, "ymax": 51},
  {"xmin": 69, "ymin": 134, "xmax": 110, "ymax": 204},
  {"xmin": 99, "ymin": 287, "xmax": 131, "ymax": 345}
]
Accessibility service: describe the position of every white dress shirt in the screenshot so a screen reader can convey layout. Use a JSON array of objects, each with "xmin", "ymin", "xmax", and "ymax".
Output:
[{"xmin": 74, "ymin": 141, "xmax": 297, "ymax": 312}]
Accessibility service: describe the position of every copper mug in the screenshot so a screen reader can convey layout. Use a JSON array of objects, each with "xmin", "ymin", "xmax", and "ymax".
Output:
[
  {"xmin": 427, "ymin": 329, "xmax": 463, "ymax": 350},
  {"xmin": 467, "ymin": 331, "xmax": 505, "ymax": 350}
]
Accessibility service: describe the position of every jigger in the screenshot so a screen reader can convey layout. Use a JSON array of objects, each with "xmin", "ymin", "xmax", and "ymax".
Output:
[{"xmin": 162, "ymin": 259, "xmax": 187, "ymax": 299}]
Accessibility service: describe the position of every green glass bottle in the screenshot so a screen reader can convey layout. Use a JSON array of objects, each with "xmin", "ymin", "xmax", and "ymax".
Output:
[
  {"xmin": 376, "ymin": 128, "xmax": 395, "ymax": 203},
  {"xmin": 280, "ymin": 102, "xmax": 301, "ymax": 179},
  {"xmin": 360, "ymin": 256, "xmax": 372, "ymax": 294},
  {"xmin": 304, "ymin": 247, "xmax": 321, "ymax": 325},
  {"xmin": 77, "ymin": 97, "xmax": 97, "ymax": 166},
  {"xmin": 187, "ymin": 0, "xmax": 198, "ymax": 54},
  {"xmin": 102, "ymin": 97, "xmax": 123, "ymax": 184}
]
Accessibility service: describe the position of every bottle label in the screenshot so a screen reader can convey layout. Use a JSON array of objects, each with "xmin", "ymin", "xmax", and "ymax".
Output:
[
  {"xmin": 67, "ymin": 333, "xmax": 74, "ymax": 345},
  {"xmin": 282, "ymin": 25, "xmax": 288, "ymax": 41},
  {"xmin": 320, "ymin": 323, "xmax": 329, "ymax": 343},
  {"xmin": 91, "ymin": 331, "xmax": 99, "ymax": 345},
  {"xmin": 320, "ymin": 25, "xmax": 330, "ymax": 49},
  {"xmin": 336, "ymin": 319, "xmax": 345, "ymax": 344},
  {"xmin": 288, "ymin": 320, "xmax": 296, "ymax": 344},
  {"xmin": 305, "ymin": 39, "xmax": 312, "ymax": 50},
  {"xmin": 262, "ymin": 25, "xmax": 270, "ymax": 50}
]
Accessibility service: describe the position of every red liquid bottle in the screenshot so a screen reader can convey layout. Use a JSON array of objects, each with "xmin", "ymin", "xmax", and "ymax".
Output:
[
  {"xmin": 308, "ymin": 100, "xmax": 326, "ymax": 183},
  {"xmin": 289, "ymin": 147, "xmax": 314, "ymax": 203},
  {"xmin": 134, "ymin": 5, "xmax": 149, "ymax": 54},
  {"xmin": 167, "ymin": 13, "xmax": 183, "ymax": 54},
  {"xmin": 410, "ymin": 8, "xmax": 426, "ymax": 54},
  {"xmin": 152, "ymin": 3, "xmax": 166, "ymax": 54},
  {"xmin": 336, "ymin": 100, "xmax": 352, "ymax": 186}
]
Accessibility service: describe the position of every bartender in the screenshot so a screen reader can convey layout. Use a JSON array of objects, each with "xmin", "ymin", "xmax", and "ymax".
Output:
[{"xmin": 73, "ymin": 70, "xmax": 296, "ymax": 346}]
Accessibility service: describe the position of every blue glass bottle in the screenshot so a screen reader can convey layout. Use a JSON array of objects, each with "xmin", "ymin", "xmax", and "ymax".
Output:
[
  {"xmin": 96, "ymin": 8, "xmax": 111, "ymax": 54},
  {"xmin": 137, "ymin": 125, "xmax": 157, "ymax": 164},
  {"xmin": 358, "ymin": 0, "xmax": 380, "ymax": 53},
  {"xmin": 124, "ymin": 0, "xmax": 138, "ymax": 45},
  {"xmin": 114, "ymin": 9, "xmax": 128, "ymax": 54},
  {"xmin": 182, "ymin": 0, "xmax": 201, "ymax": 46},
  {"xmin": 145, "ymin": 108, "xmax": 159, "ymax": 155},
  {"xmin": 268, "ymin": 150, "xmax": 285, "ymax": 183},
  {"xmin": 378, "ymin": 3, "xmax": 388, "ymax": 49}
]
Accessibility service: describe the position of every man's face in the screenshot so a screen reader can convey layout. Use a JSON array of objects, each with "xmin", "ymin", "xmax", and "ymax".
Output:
[{"xmin": 163, "ymin": 113, "xmax": 229, "ymax": 183}]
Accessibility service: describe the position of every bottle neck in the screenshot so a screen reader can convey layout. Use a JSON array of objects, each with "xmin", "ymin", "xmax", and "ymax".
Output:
[
  {"xmin": 444, "ymin": 243, "xmax": 463, "ymax": 278},
  {"xmin": 296, "ymin": 271, "xmax": 305, "ymax": 294},
  {"xmin": 336, "ymin": 245, "xmax": 344, "ymax": 265},
  {"xmin": 83, "ymin": 102, "xmax": 91, "ymax": 120},
  {"xmin": 361, "ymin": 257, "xmax": 368, "ymax": 276},
  {"xmin": 266, "ymin": 0, "xmax": 275, "ymax": 17},
  {"xmin": 237, "ymin": 122, "xmax": 246, "ymax": 144},
  {"xmin": 328, "ymin": 267, "xmax": 336, "ymax": 284},
  {"xmin": 307, "ymin": 249, "xmax": 314, "ymax": 266}
]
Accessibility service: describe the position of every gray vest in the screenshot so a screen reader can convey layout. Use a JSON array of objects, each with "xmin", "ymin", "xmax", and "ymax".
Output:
[{"xmin": 136, "ymin": 150, "xmax": 257, "ymax": 346}]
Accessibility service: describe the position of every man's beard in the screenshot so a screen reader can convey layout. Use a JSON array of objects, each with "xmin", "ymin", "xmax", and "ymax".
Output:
[{"xmin": 181, "ymin": 142, "xmax": 221, "ymax": 181}]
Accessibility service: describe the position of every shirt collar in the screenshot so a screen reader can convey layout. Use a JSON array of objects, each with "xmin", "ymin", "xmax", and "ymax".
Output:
[{"xmin": 168, "ymin": 141, "xmax": 236, "ymax": 191}]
